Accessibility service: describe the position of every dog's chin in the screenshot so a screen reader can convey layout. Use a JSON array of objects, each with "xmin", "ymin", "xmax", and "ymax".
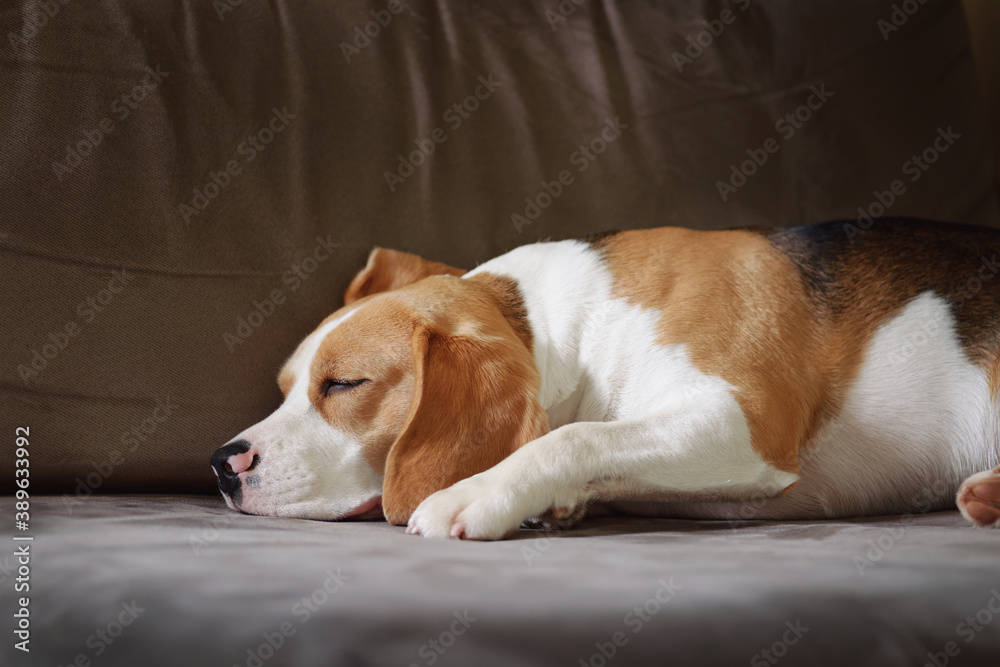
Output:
[
  {"xmin": 338, "ymin": 495, "xmax": 384, "ymax": 520},
  {"xmin": 220, "ymin": 493, "xmax": 241, "ymax": 512},
  {"xmin": 225, "ymin": 492, "xmax": 385, "ymax": 521}
]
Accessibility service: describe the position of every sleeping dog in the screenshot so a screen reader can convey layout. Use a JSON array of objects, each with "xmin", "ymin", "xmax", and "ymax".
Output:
[{"xmin": 211, "ymin": 219, "xmax": 1000, "ymax": 539}]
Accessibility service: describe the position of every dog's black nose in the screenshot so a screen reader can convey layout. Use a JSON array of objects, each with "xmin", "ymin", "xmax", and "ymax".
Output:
[{"xmin": 211, "ymin": 440, "xmax": 253, "ymax": 500}]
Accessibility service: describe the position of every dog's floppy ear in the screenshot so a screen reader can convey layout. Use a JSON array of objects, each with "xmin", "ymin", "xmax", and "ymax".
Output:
[
  {"xmin": 344, "ymin": 248, "xmax": 466, "ymax": 304},
  {"xmin": 381, "ymin": 321, "xmax": 549, "ymax": 525}
]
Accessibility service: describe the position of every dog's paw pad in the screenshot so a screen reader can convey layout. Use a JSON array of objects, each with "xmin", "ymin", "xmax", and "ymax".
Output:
[{"xmin": 958, "ymin": 468, "xmax": 1000, "ymax": 528}]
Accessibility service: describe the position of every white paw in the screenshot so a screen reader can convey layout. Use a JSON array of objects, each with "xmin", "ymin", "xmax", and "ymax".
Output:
[{"xmin": 406, "ymin": 475, "xmax": 526, "ymax": 540}]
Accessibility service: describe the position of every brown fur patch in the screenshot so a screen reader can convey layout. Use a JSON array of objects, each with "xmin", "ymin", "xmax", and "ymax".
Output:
[
  {"xmin": 379, "ymin": 276, "xmax": 549, "ymax": 524},
  {"xmin": 988, "ymin": 357, "xmax": 1000, "ymax": 402},
  {"xmin": 596, "ymin": 220, "xmax": 1000, "ymax": 472},
  {"xmin": 343, "ymin": 247, "xmax": 466, "ymax": 304},
  {"xmin": 596, "ymin": 227, "xmax": 837, "ymax": 473},
  {"xmin": 466, "ymin": 273, "xmax": 534, "ymax": 352},
  {"xmin": 308, "ymin": 301, "xmax": 419, "ymax": 473}
]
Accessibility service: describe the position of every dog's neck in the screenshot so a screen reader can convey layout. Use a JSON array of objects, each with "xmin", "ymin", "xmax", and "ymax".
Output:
[{"xmin": 465, "ymin": 240, "xmax": 612, "ymax": 426}]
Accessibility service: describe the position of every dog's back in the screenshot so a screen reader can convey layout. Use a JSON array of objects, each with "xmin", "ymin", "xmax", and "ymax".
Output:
[{"xmin": 592, "ymin": 220, "xmax": 1000, "ymax": 520}]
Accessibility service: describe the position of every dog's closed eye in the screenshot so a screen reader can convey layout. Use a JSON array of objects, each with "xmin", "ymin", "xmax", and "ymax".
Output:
[{"xmin": 321, "ymin": 378, "xmax": 369, "ymax": 397}]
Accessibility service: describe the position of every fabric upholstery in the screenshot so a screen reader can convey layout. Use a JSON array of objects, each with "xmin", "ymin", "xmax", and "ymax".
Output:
[
  {"xmin": 0, "ymin": 0, "xmax": 997, "ymax": 493},
  {"xmin": 6, "ymin": 495, "xmax": 999, "ymax": 666}
]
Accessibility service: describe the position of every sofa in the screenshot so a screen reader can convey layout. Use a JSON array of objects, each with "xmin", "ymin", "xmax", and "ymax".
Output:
[{"xmin": 2, "ymin": 1, "xmax": 999, "ymax": 665}]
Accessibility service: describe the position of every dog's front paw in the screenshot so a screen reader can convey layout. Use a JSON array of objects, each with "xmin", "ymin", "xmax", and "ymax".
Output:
[{"xmin": 406, "ymin": 476, "xmax": 524, "ymax": 540}]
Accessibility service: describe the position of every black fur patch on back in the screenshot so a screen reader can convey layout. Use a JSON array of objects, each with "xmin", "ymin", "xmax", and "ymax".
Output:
[{"xmin": 762, "ymin": 218, "xmax": 1000, "ymax": 366}]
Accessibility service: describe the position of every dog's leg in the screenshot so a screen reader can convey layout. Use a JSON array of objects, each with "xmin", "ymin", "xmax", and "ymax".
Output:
[
  {"xmin": 957, "ymin": 465, "xmax": 1000, "ymax": 528},
  {"xmin": 406, "ymin": 398, "xmax": 799, "ymax": 539}
]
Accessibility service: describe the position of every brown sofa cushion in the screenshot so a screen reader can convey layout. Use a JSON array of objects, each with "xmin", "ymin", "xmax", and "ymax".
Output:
[{"xmin": 1, "ymin": 0, "xmax": 996, "ymax": 494}]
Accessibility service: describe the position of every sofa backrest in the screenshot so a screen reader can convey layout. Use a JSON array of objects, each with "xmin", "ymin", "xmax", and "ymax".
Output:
[{"xmin": 1, "ymin": 0, "xmax": 996, "ymax": 495}]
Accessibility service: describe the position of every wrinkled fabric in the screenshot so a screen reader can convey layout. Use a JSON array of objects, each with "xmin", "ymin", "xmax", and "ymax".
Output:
[{"xmin": 0, "ymin": 0, "xmax": 997, "ymax": 493}]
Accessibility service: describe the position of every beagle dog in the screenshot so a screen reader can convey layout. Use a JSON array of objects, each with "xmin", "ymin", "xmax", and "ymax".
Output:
[{"xmin": 211, "ymin": 219, "xmax": 1000, "ymax": 539}]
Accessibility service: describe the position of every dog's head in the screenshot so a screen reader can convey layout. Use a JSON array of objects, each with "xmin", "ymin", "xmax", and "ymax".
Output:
[{"xmin": 210, "ymin": 248, "xmax": 548, "ymax": 524}]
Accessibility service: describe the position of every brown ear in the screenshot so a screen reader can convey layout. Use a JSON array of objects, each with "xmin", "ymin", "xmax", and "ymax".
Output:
[
  {"xmin": 381, "ymin": 323, "xmax": 549, "ymax": 525},
  {"xmin": 344, "ymin": 248, "xmax": 467, "ymax": 304}
]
